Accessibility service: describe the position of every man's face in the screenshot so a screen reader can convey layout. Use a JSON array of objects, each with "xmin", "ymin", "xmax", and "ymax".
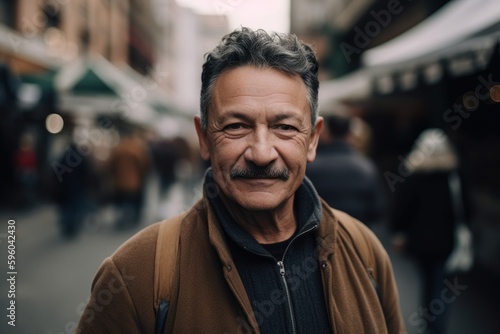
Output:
[{"xmin": 195, "ymin": 65, "xmax": 323, "ymax": 211}]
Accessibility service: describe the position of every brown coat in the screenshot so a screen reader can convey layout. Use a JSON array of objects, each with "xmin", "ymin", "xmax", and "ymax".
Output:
[{"xmin": 76, "ymin": 198, "xmax": 405, "ymax": 333}]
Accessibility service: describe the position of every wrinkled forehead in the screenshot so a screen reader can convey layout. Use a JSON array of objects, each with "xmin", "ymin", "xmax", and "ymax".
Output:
[{"xmin": 209, "ymin": 66, "xmax": 311, "ymax": 119}]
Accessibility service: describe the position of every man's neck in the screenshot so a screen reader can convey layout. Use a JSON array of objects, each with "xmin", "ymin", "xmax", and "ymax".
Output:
[{"xmin": 218, "ymin": 191, "xmax": 298, "ymax": 244}]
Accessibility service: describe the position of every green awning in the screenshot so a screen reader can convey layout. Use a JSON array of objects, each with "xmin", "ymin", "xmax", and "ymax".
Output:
[{"xmin": 69, "ymin": 67, "xmax": 116, "ymax": 95}]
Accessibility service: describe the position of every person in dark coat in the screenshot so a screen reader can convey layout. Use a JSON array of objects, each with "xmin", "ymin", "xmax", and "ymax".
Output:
[
  {"xmin": 390, "ymin": 128, "xmax": 468, "ymax": 334},
  {"xmin": 54, "ymin": 142, "xmax": 96, "ymax": 238},
  {"xmin": 306, "ymin": 114, "xmax": 385, "ymax": 226}
]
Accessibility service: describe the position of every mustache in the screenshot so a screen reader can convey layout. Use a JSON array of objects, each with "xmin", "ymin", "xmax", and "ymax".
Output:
[{"xmin": 230, "ymin": 163, "xmax": 289, "ymax": 180}]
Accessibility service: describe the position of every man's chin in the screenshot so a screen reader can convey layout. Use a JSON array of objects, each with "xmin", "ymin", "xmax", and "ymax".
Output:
[
  {"xmin": 232, "ymin": 193, "xmax": 285, "ymax": 212},
  {"xmin": 239, "ymin": 203, "xmax": 279, "ymax": 212}
]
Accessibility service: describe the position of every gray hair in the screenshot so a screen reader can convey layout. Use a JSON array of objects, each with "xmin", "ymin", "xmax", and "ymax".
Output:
[{"xmin": 200, "ymin": 27, "xmax": 319, "ymax": 130}]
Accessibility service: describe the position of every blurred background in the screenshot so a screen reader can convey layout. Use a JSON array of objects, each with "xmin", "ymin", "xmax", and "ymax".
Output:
[{"xmin": 0, "ymin": 0, "xmax": 499, "ymax": 333}]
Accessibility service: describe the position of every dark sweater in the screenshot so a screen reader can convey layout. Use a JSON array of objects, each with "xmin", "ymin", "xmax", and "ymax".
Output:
[{"xmin": 207, "ymin": 171, "xmax": 331, "ymax": 334}]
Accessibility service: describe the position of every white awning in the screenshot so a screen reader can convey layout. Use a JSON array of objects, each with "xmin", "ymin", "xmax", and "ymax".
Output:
[
  {"xmin": 362, "ymin": 0, "xmax": 500, "ymax": 69},
  {"xmin": 0, "ymin": 25, "xmax": 62, "ymax": 70},
  {"xmin": 319, "ymin": 69, "xmax": 372, "ymax": 110}
]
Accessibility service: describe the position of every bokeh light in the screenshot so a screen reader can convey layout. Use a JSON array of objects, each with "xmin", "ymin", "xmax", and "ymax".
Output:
[{"xmin": 45, "ymin": 113, "xmax": 64, "ymax": 134}]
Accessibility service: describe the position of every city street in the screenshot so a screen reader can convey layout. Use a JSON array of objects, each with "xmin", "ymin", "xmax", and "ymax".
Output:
[{"xmin": 0, "ymin": 181, "xmax": 499, "ymax": 333}]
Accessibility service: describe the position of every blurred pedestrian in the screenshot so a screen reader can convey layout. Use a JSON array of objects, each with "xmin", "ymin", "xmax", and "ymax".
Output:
[
  {"xmin": 109, "ymin": 127, "xmax": 151, "ymax": 229},
  {"xmin": 149, "ymin": 136, "xmax": 194, "ymax": 194},
  {"xmin": 53, "ymin": 142, "xmax": 96, "ymax": 238},
  {"xmin": 307, "ymin": 113, "xmax": 385, "ymax": 226},
  {"xmin": 13, "ymin": 133, "xmax": 38, "ymax": 209},
  {"xmin": 390, "ymin": 128, "xmax": 468, "ymax": 334}
]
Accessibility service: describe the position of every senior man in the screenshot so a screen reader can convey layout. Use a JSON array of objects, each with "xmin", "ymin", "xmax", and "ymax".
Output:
[{"xmin": 77, "ymin": 27, "xmax": 405, "ymax": 333}]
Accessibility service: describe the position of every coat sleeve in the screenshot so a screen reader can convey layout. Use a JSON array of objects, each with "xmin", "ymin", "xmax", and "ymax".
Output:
[{"xmin": 76, "ymin": 257, "xmax": 141, "ymax": 333}]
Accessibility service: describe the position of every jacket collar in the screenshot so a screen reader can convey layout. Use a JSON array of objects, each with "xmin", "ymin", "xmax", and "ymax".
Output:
[
  {"xmin": 316, "ymin": 199, "xmax": 339, "ymax": 262},
  {"xmin": 203, "ymin": 168, "xmax": 322, "ymax": 256}
]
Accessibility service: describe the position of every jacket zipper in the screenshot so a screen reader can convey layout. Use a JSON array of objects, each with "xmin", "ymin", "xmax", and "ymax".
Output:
[
  {"xmin": 277, "ymin": 260, "xmax": 296, "ymax": 334},
  {"xmin": 276, "ymin": 223, "xmax": 318, "ymax": 334}
]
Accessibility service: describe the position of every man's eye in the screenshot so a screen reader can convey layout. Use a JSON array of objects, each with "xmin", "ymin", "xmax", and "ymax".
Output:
[
  {"xmin": 225, "ymin": 123, "xmax": 244, "ymax": 131},
  {"xmin": 276, "ymin": 124, "xmax": 297, "ymax": 131}
]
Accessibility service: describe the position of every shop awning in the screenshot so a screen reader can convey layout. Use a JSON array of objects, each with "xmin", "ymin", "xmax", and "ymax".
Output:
[
  {"xmin": 0, "ymin": 25, "xmax": 61, "ymax": 72},
  {"xmin": 361, "ymin": 0, "xmax": 500, "ymax": 94},
  {"xmin": 55, "ymin": 55, "xmax": 145, "ymax": 96},
  {"xmin": 318, "ymin": 69, "xmax": 372, "ymax": 111},
  {"xmin": 54, "ymin": 55, "xmax": 176, "ymax": 124},
  {"xmin": 362, "ymin": 0, "xmax": 500, "ymax": 68}
]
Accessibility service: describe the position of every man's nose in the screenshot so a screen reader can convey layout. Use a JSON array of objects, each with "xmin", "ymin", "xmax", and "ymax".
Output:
[{"xmin": 244, "ymin": 129, "xmax": 279, "ymax": 166}]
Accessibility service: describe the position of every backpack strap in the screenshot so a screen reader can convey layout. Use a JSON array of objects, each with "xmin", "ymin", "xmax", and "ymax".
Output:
[
  {"xmin": 332, "ymin": 209, "xmax": 381, "ymax": 301},
  {"xmin": 153, "ymin": 213, "xmax": 184, "ymax": 334}
]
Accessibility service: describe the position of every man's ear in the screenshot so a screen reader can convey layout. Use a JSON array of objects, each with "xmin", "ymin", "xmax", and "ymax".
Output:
[
  {"xmin": 307, "ymin": 116, "xmax": 324, "ymax": 163},
  {"xmin": 194, "ymin": 116, "xmax": 210, "ymax": 161}
]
